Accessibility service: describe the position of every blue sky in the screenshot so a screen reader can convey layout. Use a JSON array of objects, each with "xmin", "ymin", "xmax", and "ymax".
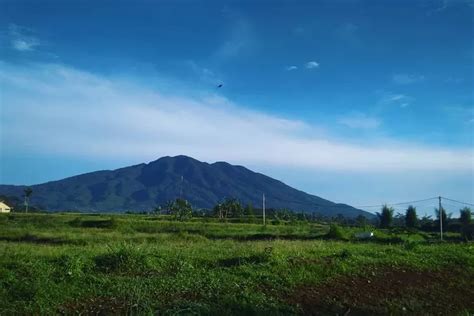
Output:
[{"xmin": 1, "ymin": 0, "xmax": 473, "ymax": 214}]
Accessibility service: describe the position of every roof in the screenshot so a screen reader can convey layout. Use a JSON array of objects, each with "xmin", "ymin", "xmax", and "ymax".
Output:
[{"xmin": 0, "ymin": 202, "xmax": 11, "ymax": 208}]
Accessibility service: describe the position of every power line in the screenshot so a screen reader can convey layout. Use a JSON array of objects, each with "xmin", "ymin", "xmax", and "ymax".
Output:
[
  {"xmin": 250, "ymin": 194, "xmax": 473, "ymax": 213},
  {"xmin": 441, "ymin": 197, "xmax": 474, "ymax": 207},
  {"xmin": 356, "ymin": 197, "xmax": 439, "ymax": 208}
]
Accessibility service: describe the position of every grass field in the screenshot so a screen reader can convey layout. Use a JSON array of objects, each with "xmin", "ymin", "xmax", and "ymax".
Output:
[{"xmin": 0, "ymin": 213, "xmax": 473, "ymax": 315}]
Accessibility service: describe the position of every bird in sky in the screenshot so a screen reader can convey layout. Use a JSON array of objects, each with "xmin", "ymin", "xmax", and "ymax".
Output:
[{"xmin": 217, "ymin": 84, "xmax": 223, "ymax": 88}]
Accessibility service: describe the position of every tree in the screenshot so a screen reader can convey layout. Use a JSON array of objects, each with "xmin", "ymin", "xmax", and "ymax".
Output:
[
  {"xmin": 23, "ymin": 187, "xmax": 33, "ymax": 213},
  {"xmin": 460, "ymin": 207, "xmax": 472, "ymax": 226},
  {"xmin": 405, "ymin": 205, "xmax": 418, "ymax": 228},
  {"xmin": 168, "ymin": 198, "xmax": 192, "ymax": 221},
  {"xmin": 460, "ymin": 207, "xmax": 472, "ymax": 240},
  {"xmin": 244, "ymin": 203, "xmax": 255, "ymax": 223},
  {"xmin": 377, "ymin": 205, "xmax": 394, "ymax": 228},
  {"xmin": 214, "ymin": 198, "xmax": 243, "ymax": 220},
  {"xmin": 355, "ymin": 215, "xmax": 368, "ymax": 227},
  {"xmin": 334, "ymin": 213, "xmax": 347, "ymax": 225},
  {"xmin": 393, "ymin": 212, "xmax": 405, "ymax": 227}
]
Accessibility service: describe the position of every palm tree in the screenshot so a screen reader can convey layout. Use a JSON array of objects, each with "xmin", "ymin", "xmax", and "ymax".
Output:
[
  {"xmin": 377, "ymin": 205, "xmax": 394, "ymax": 228},
  {"xmin": 405, "ymin": 205, "xmax": 418, "ymax": 228},
  {"xmin": 460, "ymin": 207, "xmax": 472, "ymax": 226},
  {"xmin": 23, "ymin": 187, "xmax": 33, "ymax": 213}
]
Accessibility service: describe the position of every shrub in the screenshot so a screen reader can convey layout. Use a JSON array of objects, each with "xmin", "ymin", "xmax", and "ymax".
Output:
[
  {"xmin": 461, "ymin": 223, "xmax": 474, "ymax": 241},
  {"xmin": 403, "ymin": 240, "xmax": 419, "ymax": 251},
  {"xmin": 326, "ymin": 224, "xmax": 349, "ymax": 240},
  {"xmin": 70, "ymin": 217, "xmax": 117, "ymax": 229},
  {"xmin": 94, "ymin": 243, "xmax": 152, "ymax": 274},
  {"xmin": 52, "ymin": 254, "xmax": 90, "ymax": 280}
]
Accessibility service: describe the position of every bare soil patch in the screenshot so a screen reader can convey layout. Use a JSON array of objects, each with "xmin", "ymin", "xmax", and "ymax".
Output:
[
  {"xmin": 57, "ymin": 296, "xmax": 140, "ymax": 315},
  {"xmin": 287, "ymin": 266, "xmax": 474, "ymax": 315}
]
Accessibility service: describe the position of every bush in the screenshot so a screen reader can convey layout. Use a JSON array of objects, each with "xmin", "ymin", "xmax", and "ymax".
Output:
[
  {"xmin": 461, "ymin": 223, "xmax": 474, "ymax": 241},
  {"xmin": 52, "ymin": 254, "xmax": 90, "ymax": 280},
  {"xmin": 403, "ymin": 240, "xmax": 419, "ymax": 251},
  {"xmin": 69, "ymin": 217, "xmax": 117, "ymax": 229},
  {"xmin": 326, "ymin": 224, "xmax": 349, "ymax": 240},
  {"xmin": 94, "ymin": 243, "xmax": 152, "ymax": 274}
]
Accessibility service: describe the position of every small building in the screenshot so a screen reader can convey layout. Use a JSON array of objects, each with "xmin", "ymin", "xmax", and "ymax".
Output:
[{"xmin": 0, "ymin": 202, "xmax": 11, "ymax": 213}]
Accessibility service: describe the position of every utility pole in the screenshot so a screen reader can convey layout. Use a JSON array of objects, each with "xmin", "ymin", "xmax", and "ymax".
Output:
[
  {"xmin": 262, "ymin": 193, "xmax": 266, "ymax": 226},
  {"xmin": 439, "ymin": 196, "xmax": 443, "ymax": 241}
]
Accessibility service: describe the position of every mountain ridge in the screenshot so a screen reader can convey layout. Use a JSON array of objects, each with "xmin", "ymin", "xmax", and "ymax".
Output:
[{"xmin": 0, "ymin": 155, "xmax": 373, "ymax": 218}]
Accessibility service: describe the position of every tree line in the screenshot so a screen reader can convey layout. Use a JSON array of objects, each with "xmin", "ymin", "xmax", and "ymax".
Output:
[
  {"xmin": 156, "ymin": 198, "xmax": 473, "ymax": 240},
  {"xmin": 377, "ymin": 204, "xmax": 473, "ymax": 240}
]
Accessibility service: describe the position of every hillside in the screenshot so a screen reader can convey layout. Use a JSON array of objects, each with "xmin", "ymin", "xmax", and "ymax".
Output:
[{"xmin": 0, "ymin": 155, "xmax": 372, "ymax": 218}]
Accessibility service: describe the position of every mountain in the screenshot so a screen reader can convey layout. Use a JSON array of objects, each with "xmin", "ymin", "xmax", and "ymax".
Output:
[{"xmin": 0, "ymin": 155, "xmax": 373, "ymax": 218}]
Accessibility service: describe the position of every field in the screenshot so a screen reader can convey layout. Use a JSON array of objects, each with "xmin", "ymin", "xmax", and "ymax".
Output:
[{"xmin": 0, "ymin": 213, "xmax": 473, "ymax": 315}]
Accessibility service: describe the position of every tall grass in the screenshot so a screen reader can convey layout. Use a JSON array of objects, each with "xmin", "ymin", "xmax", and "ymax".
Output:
[{"xmin": 0, "ymin": 213, "xmax": 472, "ymax": 315}]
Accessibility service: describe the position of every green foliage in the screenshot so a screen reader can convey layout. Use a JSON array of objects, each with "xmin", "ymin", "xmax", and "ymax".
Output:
[
  {"xmin": 69, "ymin": 217, "xmax": 117, "ymax": 228},
  {"xmin": 94, "ymin": 243, "xmax": 153, "ymax": 273},
  {"xmin": 326, "ymin": 224, "xmax": 349, "ymax": 240},
  {"xmin": 23, "ymin": 187, "xmax": 33, "ymax": 213},
  {"xmin": 435, "ymin": 207, "xmax": 448, "ymax": 230},
  {"xmin": 168, "ymin": 198, "xmax": 193, "ymax": 221},
  {"xmin": 377, "ymin": 205, "xmax": 394, "ymax": 228},
  {"xmin": 355, "ymin": 215, "xmax": 368, "ymax": 227},
  {"xmin": 460, "ymin": 208, "xmax": 473, "ymax": 241},
  {"xmin": 0, "ymin": 213, "xmax": 472, "ymax": 315},
  {"xmin": 460, "ymin": 207, "xmax": 472, "ymax": 226},
  {"xmin": 405, "ymin": 205, "xmax": 418, "ymax": 228},
  {"xmin": 244, "ymin": 203, "xmax": 255, "ymax": 223},
  {"xmin": 214, "ymin": 198, "xmax": 243, "ymax": 220}
]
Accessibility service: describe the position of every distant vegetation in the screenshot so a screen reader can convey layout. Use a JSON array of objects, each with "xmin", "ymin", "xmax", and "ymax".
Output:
[{"xmin": 3, "ymin": 192, "xmax": 473, "ymax": 241}]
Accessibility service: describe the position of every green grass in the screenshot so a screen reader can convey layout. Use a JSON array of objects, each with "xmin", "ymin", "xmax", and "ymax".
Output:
[{"xmin": 0, "ymin": 213, "xmax": 473, "ymax": 315}]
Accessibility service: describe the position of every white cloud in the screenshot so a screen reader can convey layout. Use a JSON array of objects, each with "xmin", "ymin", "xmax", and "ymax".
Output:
[
  {"xmin": 9, "ymin": 24, "xmax": 40, "ymax": 52},
  {"xmin": 427, "ymin": 0, "xmax": 474, "ymax": 15},
  {"xmin": 388, "ymin": 94, "xmax": 405, "ymax": 101},
  {"xmin": 1, "ymin": 62, "xmax": 472, "ymax": 173},
  {"xmin": 305, "ymin": 61, "xmax": 319, "ymax": 69},
  {"xmin": 285, "ymin": 66, "xmax": 298, "ymax": 71},
  {"xmin": 12, "ymin": 38, "xmax": 39, "ymax": 51},
  {"xmin": 392, "ymin": 74, "xmax": 425, "ymax": 84},
  {"xmin": 338, "ymin": 113, "xmax": 381, "ymax": 129},
  {"xmin": 379, "ymin": 93, "xmax": 414, "ymax": 108}
]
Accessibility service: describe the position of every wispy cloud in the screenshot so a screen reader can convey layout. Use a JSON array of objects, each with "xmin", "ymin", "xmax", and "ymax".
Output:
[
  {"xmin": 186, "ymin": 60, "xmax": 222, "ymax": 85},
  {"xmin": 379, "ymin": 92, "xmax": 414, "ymax": 108},
  {"xmin": 427, "ymin": 0, "xmax": 474, "ymax": 15},
  {"xmin": 305, "ymin": 61, "xmax": 319, "ymax": 69},
  {"xmin": 8, "ymin": 24, "xmax": 40, "ymax": 52},
  {"xmin": 338, "ymin": 113, "xmax": 381, "ymax": 129},
  {"xmin": 285, "ymin": 66, "xmax": 298, "ymax": 71},
  {"xmin": 392, "ymin": 74, "xmax": 425, "ymax": 84},
  {"xmin": 1, "ymin": 62, "xmax": 472, "ymax": 173},
  {"xmin": 214, "ymin": 17, "xmax": 256, "ymax": 61}
]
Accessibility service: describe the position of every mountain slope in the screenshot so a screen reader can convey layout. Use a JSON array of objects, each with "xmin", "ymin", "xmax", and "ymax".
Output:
[{"xmin": 0, "ymin": 155, "xmax": 372, "ymax": 218}]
